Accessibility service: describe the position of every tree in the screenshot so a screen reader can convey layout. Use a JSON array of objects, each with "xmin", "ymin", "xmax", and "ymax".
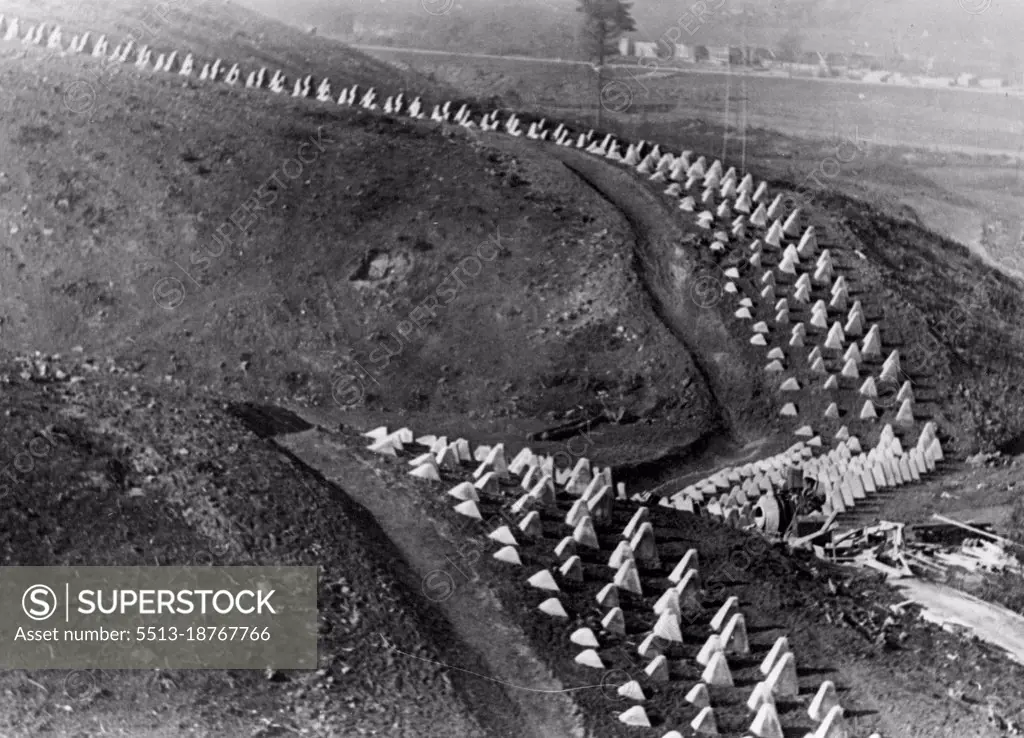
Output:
[
  {"xmin": 577, "ymin": 0, "xmax": 636, "ymax": 66},
  {"xmin": 577, "ymin": 0, "xmax": 636, "ymax": 127},
  {"xmin": 777, "ymin": 28, "xmax": 804, "ymax": 63}
]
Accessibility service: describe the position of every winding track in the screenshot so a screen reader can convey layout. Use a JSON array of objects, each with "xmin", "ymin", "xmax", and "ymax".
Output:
[{"xmin": 539, "ymin": 142, "xmax": 773, "ymax": 448}]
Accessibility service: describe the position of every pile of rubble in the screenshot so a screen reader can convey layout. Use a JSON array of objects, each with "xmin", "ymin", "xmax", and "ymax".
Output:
[{"xmin": 792, "ymin": 514, "xmax": 1021, "ymax": 581}]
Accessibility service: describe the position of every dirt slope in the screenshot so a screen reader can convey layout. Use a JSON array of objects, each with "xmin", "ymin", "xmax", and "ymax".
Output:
[
  {"xmin": 0, "ymin": 356, "xmax": 499, "ymax": 737},
  {"xmin": 271, "ymin": 412, "xmax": 1024, "ymax": 738}
]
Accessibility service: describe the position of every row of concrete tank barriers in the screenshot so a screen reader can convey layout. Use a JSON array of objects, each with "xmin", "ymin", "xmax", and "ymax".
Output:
[{"xmin": 364, "ymin": 425, "xmax": 893, "ymax": 737}]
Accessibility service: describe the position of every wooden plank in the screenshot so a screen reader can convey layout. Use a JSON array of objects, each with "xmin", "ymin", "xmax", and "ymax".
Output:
[{"xmin": 931, "ymin": 514, "xmax": 1017, "ymax": 548}]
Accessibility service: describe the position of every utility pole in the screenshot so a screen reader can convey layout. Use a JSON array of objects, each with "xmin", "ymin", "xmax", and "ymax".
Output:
[
  {"xmin": 740, "ymin": 3, "xmax": 748, "ymax": 175},
  {"xmin": 597, "ymin": 16, "xmax": 607, "ymax": 131}
]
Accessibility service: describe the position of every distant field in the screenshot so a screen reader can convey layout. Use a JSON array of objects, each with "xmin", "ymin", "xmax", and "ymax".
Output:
[{"xmin": 363, "ymin": 48, "xmax": 1024, "ymax": 156}]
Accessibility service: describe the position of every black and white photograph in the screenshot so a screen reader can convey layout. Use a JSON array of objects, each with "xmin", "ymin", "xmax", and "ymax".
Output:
[{"xmin": 0, "ymin": 0, "xmax": 1023, "ymax": 735}]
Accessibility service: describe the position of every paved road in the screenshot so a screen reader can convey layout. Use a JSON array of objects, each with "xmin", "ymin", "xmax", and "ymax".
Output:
[
  {"xmin": 894, "ymin": 579, "xmax": 1024, "ymax": 666},
  {"xmin": 351, "ymin": 42, "xmax": 1024, "ymax": 99}
]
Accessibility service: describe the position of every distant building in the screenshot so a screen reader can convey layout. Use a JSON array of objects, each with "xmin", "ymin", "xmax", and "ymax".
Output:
[
  {"xmin": 633, "ymin": 41, "xmax": 659, "ymax": 59},
  {"xmin": 978, "ymin": 77, "xmax": 1004, "ymax": 89},
  {"xmin": 799, "ymin": 51, "xmax": 825, "ymax": 67},
  {"xmin": 954, "ymin": 72, "xmax": 977, "ymax": 86},
  {"xmin": 848, "ymin": 52, "xmax": 883, "ymax": 70},
  {"xmin": 745, "ymin": 47, "xmax": 774, "ymax": 67},
  {"xmin": 706, "ymin": 45, "xmax": 730, "ymax": 65},
  {"xmin": 674, "ymin": 43, "xmax": 693, "ymax": 62},
  {"xmin": 917, "ymin": 76, "xmax": 954, "ymax": 87},
  {"xmin": 618, "ymin": 37, "xmax": 632, "ymax": 57},
  {"xmin": 825, "ymin": 52, "xmax": 848, "ymax": 71}
]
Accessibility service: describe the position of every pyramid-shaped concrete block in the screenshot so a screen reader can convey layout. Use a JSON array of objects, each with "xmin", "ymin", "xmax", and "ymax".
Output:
[
  {"xmin": 809, "ymin": 680, "xmax": 840, "ymax": 721},
  {"xmin": 596, "ymin": 582, "xmax": 619, "ymax": 608},
  {"xmin": 410, "ymin": 462, "xmax": 441, "ymax": 481},
  {"xmin": 609, "ymin": 540, "xmax": 635, "ymax": 569},
  {"xmin": 780, "ymin": 377, "xmax": 801, "ymax": 392},
  {"xmin": 617, "ymin": 679, "xmax": 646, "ymax": 701},
  {"xmin": 409, "ymin": 451, "xmax": 436, "ymax": 467},
  {"xmin": 614, "ymin": 560, "xmax": 643, "ymax": 595},
  {"xmin": 812, "ymin": 705, "xmax": 849, "ymax": 738},
  {"xmin": 436, "ymin": 444, "xmax": 461, "ymax": 470},
  {"xmin": 702, "ymin": 651, "xmax": 734, "ymax": 687},
  {"xmin": 710, "ymin": 596, "xmax": 739, "ymax": 631},
  {"xmin": 721, "ymin": 613, "xmax": 750, "ymax": 655},
  {"xmin": 654, "ymin": 588, "xmax": 682, "ymax": 619},
  {"xmin": 572, "ymin": 516, "xmax": 600, "ymax": 549},
  {"xmin": 622, "ymin": 507, "xmax": 649, "ymax": 539},
  {"xmin": 669, "ymin": 549, "xmax": 698, "ymax": 583},
  {"xmin": 840, "ymin": 359, "xmax": 859, "ymax": 379},
  {"xmin": 780, "ymin": 403, "xmax": 798, "ymax": 417},
  {"xmin": 765, "ymin": 651, "xmax": 799, "ymax": 697},
  {"xmin": 859, "ymin": 400, "xmax": 877, "ymax": 420},
  {"xmin": 618, "ymin": 705, "xmax": 650, "ymax": 727},
  {"xmin": 454, "ymin": 500, "xmax": 482, "ymax": 519},
  {"xmin": 518, "ymin": 510, "xmax": 542, "ymax": 538},
  {"xmin": 570, "ymin": 627, "xmax": 600, "ymax": 648},
  {"xmin": 529, "ymin": 476, "xmax": 557, "ymax": 507},
  {"xmin": 493, "ymin": 545, "xmax": 522, "ymax": 565},
  {"xmin": 862, "ymin": 325, "xmax": 882, "ymax": 357},
  {"xmin": 509, "ymin": 448, "xmax": 537, "ymax": 476},
  {"xmin": 859, "ymin": 377, "xmax": 877, "ymax": 397},
  {"xmin": 690, "ymin": 705, "xmax": 718, "ymax": 735},
  {"xmin": 559, "ymin": 555, "xmax": 583, "ymax": 582},
  {"xmin": 554, "ymin": 537, "xmax": 576, "ymax": 562},
  {"xmin": 574, "ymin": 648, "xmax": 604, "ymax": 668},
  {"xmin": 367, "ymin": 437, "xmax": 400, "ymax": 456},
  {"xmin": 653, "ymin": 609, "xmax": 683, "ymax": 643},
  {"xmin": 630, "ymin": 522, "xmax": 660, "ymax": 565},
  {"xmin": 539, "ymin": 597, "xmax": 568, "ymax": 618},
  {"xmin": 475, "ymin": 471, "xmax": 499, "ymax": 495},
  {"xmin": 587, "ymin": 485, "xmax": 615, "ymax": 523},
  {"xmin": 685, "ymin": 682, "xmax": 711, "ymax": 709},
  {"xmin": 601, "ymin": 606, "xmax": 626, "ymax": 634},
  {"xmin": 528, "ymin": 569, "xmax": 559, "ymax": 592},
  {"xmin": 895, "ymin": 400, "xmax": 914, "ymax": 426},
  {"xmin": 760, "ymin": 636, "xmax": 790, "ymax": 675},
  {"xmin": 487, "ymin": 524, "xmax": 520, "ymax": 548},
  {"xmin": 697, "ymin": 634, "xmax": 724, "ymax": 666},
  {"xmin": 643, "ymin": 653, "xmax": 669, "ymax": 682},
  {"xmin": 675, "ymin": 569, "xmax": 702, "ymax": 608},
  {"xmin": 749, "ymin": 702, "xmax": 784, "ymax": 738},
  {"xmin": 565, "ymin": 498, "xmax": 590, "ymax": 527},
  {"xmin": 637, "ymin": 632, "xmax": 663, "ymax": 660},
  {"xmin": 766, "ymin": 360, "xmax": 785, "ymax": 374},
  {"xmin": 747, "ymin": 680, "xmax": 776, "ymax": 712}
]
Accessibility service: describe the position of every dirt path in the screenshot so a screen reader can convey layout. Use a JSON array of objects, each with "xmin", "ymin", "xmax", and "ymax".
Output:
[
  {"xmin": 894, "ymin": 579, "xmax": 1024, "ymax": 666},
  {"xmin": 274, "ymin": 421, "xmax": 586, "ymax": 738}
]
